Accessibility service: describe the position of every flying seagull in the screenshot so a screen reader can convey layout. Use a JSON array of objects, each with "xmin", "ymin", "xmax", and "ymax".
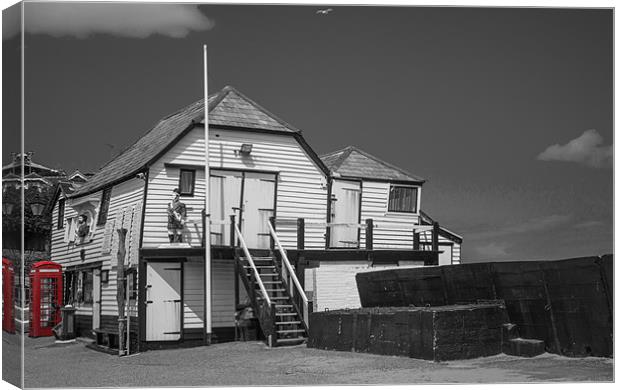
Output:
[{"xmin": 316, "ymin": 8, "xmax": 333, "ymax": 15}]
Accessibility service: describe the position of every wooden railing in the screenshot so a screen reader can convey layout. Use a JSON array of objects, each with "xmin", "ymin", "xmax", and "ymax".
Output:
[
  {"xmin": 233, "ymin": 223, "xmax": 277, "ymax": 347},
  {"xmin": 270, "ymin": 217, "xmax": 439, "ymax": 252},
  {"xmin": 267, "ymin": 219, "xmax": 310, "ymax": 329}
]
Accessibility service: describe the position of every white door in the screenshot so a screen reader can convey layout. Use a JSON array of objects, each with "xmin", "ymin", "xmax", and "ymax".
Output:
[
  {"xmin": 146, "ymin": 262, "xmax": 182, "ymax": 341},
  {"xmin": 210, "ymin": 171, "xmax": 243, "ymax": 245},
  {"xmin": 330, "ymin": 180, "xmax": 361, "ymax": 248},
  {"xmin": 438, "ymin": 244, "xmax": 453, "ymax": 266},
  {"xmin": 241, "ymin": 172, "xmax": 276, "ymax": 249},
  {"xmin": 92, "ymin": 268, "xmax": 101, "ymax": 330}
]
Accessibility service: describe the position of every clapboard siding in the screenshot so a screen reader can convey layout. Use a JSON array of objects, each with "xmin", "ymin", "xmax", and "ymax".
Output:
[
  {"xmin": 359, "ymin": 181, "xmax": 420, "ymax": 249},
  {"xmin": 183, "ymin": 257, "xmax": 204, "ymax": 328},
  {"xmin": 212, "ymin": 259, "xmax": 236, "ymax": 328},
  {"xmin": 50, "ymin": 177, "xmax": 145, "ymax": 318},
  {"xmin": 143, "ymin": 127, "xmax": 328, "ymax": 249},
  {"xmin": 313, "ymin": 261, "xmax": 425, "ymax": 311}
]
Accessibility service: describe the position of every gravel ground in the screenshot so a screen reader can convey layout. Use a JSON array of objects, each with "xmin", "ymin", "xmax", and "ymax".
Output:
[{"xmin": 1, "ymin": 332, "xmax": 613, "ymax": 388}]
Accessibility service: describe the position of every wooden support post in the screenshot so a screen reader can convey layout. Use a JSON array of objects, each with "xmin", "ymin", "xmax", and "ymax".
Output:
[
  {"xmin": 366, "ymin": 218, "xmax": 374, "ymax": 251},
  {"xmin": 297, "ymin": 218, "xmax": 305, "ymax": 250},
  {"xmin": 413, "ymin": 231, "xmax": 420, "ymax": 250},
  {"xmin": 432, "ymin": 222, "xmax": 439, "ymax": 252},
  {"xmin": 229, "ymin": 214, "xmax": 236, "ymax": 247},
  {"xmin": 116, "ymin": 228, "xmax": 127, "ymax": 356},
  {"xmin": 269, "ymin": 216, "xmax": 276, "ymax": 250}
]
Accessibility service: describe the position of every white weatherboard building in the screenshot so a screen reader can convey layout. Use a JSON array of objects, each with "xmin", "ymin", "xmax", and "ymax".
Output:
[{"xmin": 50, "ymin": 86, "xmax": 462, "ymax": 350}]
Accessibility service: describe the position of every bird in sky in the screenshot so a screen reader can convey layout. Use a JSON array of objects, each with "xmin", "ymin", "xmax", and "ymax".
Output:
[{"xmin": 316, "ymin": 8, "xmax": 333, "ymax": 15}]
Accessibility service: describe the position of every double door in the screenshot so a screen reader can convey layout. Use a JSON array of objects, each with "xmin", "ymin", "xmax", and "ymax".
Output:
[{"xmin": 210, "ymin": 170, "xmax": 276, "ymax": 249}]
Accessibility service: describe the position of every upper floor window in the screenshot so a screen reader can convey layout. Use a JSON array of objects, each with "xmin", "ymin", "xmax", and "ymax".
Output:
[
  {"xmin": 179, "ymin": 169, "xmax": 195, "ymax": 196},
  {"xmin": 388, "ymin": 185, "xmax": 418, "ymax": 213},
  {"xmin": 97, "ymin": 188, "xmax": 112, "ymax": 226},
  {"xmin": 57, "ymin": 199, "xmax": 65, "ymax": 229}
]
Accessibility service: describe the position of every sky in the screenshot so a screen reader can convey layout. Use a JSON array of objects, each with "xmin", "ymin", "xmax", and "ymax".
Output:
[{"xmin": 2, "ymin": 2, "xmax": 613, "ymax": 262}]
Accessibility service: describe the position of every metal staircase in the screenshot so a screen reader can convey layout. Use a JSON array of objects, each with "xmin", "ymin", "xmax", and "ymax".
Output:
[{"xmin": 233, "ymin": 223, "xmax": 309, "ymax": 347}]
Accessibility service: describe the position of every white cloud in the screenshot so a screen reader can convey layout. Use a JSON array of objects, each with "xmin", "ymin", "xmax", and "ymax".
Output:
[
  {"xmin": 537, "ymin": 129, "xmax": 612, "ymax": 168},
  {"xmin": 4, "ymin": 3, "xmax": 213, "ymax": 40}
]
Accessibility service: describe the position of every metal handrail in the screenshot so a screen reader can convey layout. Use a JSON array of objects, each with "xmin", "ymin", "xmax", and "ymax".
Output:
[
  {"xmin": 267, "ymin": 220, "xmax": 309, "ymax": 327},
  {"xmin": 233, "ymin": 223, "xmax": 271, "ymax": 306}
]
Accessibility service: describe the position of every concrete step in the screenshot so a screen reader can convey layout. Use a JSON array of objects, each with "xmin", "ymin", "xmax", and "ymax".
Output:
[{"xmin": 504, "ymin": 338, "xmax": 545, "ymax": 357}]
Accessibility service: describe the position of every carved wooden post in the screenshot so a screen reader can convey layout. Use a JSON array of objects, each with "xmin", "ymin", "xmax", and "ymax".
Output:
[
  {"xmin": 297, "ymin": 218, "xmax": 305, "ymax": 250},
  {"xmin": 365, "ymin": 219, "xmax": 374, "ymax": 250},
  {"xmin": 116, "ymin": 228, "xmax": 127, "ymax": 356}
]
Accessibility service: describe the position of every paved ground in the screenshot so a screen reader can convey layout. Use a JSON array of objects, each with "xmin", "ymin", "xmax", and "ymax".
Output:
[{"xmin": 2, "ymin": 332, "xmax": 614, "ymax": 388}]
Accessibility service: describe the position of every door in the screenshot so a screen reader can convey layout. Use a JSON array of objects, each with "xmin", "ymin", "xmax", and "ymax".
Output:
[
  {"xmin": 438, "ymin": 244, "xmax": 453, "ymax": 266},
  {"xmin": 210, "ymin": 170, "xmax": 243, "ymax": 245},
  {"xmin": 92, "ymin": 268, "xmax": 101, "ymax": 330},
  {"xmin": 330, "ymin": 180, "xmax": 361, "ymax": 248},
  {"xmin": 241, "ymin": 172, "xmax": 276, "ymax": 249},
  {"xmin": 146, "ymin": 262, "xmax": 182, "ymax": 341}
]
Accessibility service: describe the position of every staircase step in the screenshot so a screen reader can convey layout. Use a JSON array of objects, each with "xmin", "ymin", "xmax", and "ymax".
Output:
[
  {"xmin": 244, "ymin": 265, "xmax": 275, "ymax": 269},
  {"xmin": 259, "ymin": 281, "xmax": 283, "ymax": 285},
  {"xmin": 276, "ymin": 305, "xmax": 293, "ymax": 310},
  {"xmin": 271, "ymin": 297, "xmax": 290, "ymax": 300},
  {"xmin": 257, "ymin": 288, "xmax": 285, "ymax": 293},
  {"xmin": 276, "ymin": 337, "xmax": 306, "ymax": 346},
  {"xmin": 240, "ymin": 257, "xmax": 274, "ymax": 260},
  {"xmin": 276, "ymin": 321, "xmax": 301, "ymax": 326},
  {"xmin": 277, "ymin": 329, "xmax": 306, "ymax": 334},
  {"xmin": 276, "ymin": 312, "xmax": 297, "ymax": 317}
]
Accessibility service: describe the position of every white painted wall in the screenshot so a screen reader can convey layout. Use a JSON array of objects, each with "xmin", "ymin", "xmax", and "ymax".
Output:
[
  {"xmin": 311, "ymin": 261, "xmax": 425, "ymax": 311},
  {"xmin": 143, "ymin": 127, "xmax": 328, "ymax": 249},
  {"xmin": 50, "ymin": 177, "xmax": 145, "ymax": 317}
]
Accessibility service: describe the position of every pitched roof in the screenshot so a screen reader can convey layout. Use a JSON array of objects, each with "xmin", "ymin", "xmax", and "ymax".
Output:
[
  {"xmin": 320, "ymin": 146, "xmax": 425, "ymax": 183},
  {"xmin": 71, "ymin": 86, "xmax": 299, "ymax": 198}
]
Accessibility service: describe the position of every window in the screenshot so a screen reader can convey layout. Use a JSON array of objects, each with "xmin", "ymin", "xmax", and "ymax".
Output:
[
  {"xmin": 97, "ymin": 188, "xmax": 112, "ymax": 226},
  {"xmin": 178, "ymin": 169, "xmax": 195, "ymax": 196},
  {"xmin": 388, "ymin": 185, "xmax": 418, "ymax": 213},
  {"xmin": 64, "ymin": 269, "xmax": 94, "ymax": 306},
  {"xmin": 57, "ymin": 199, "xmax": 65, "ymax": 229}
]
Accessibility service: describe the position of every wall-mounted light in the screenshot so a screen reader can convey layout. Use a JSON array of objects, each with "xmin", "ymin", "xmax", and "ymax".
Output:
[
  {"xmin": 239, "ymin": 143, "xmax": 253, "ymax": 155},
  {"xmin": 101, "ymin": 270, "xmax": 109, "ymax": 283}
]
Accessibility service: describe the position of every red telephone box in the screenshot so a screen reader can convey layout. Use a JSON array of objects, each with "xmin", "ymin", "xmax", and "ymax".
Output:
[
  {"xmin": 29, "ymin": 261, "xmax": 63, "ymax": 337},
  {"xmin": 2, "ymin": 258, "xmax": 15, "ymax": 333}
]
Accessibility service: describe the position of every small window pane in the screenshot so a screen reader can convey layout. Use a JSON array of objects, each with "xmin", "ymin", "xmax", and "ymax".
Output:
[
  {"xmin": 179, "ymin": 170, "xmax": 195, "ymax": 196},
  {"xmin": 57, "ymin": 199, "xmax": 65, "ymax": 229},
  {"xmin": 97, "ymin": 188, "xmax": 112, "ymax": 226},
  {"xmin": 388, "ymin": 186, "xmax": 417, "ymax": 213}
]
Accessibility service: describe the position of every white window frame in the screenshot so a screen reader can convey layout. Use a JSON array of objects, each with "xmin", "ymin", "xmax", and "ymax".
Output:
[{"xmin": 385, "ymin": 184, "xmax": 421, "ymax": 215}]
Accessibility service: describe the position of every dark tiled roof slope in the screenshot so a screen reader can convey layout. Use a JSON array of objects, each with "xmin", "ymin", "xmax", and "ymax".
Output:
[
  {"xmin": 320, "ymin": 146, "xmax": 425, "ymax": 183},
  {"xmin": 71, "ymin": 86, "xmax": 298, "ymax": 198}
]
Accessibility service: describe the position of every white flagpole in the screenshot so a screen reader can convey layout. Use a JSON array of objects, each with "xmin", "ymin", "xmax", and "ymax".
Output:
[{"xmin": 203, "ymin": 44, "xmax": 212, "ymax": 341}]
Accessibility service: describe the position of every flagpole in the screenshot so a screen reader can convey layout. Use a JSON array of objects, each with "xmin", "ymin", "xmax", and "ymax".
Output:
[{"xmin": 203, "ymin": 44, "xmax": 212, "ymax": 342}]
